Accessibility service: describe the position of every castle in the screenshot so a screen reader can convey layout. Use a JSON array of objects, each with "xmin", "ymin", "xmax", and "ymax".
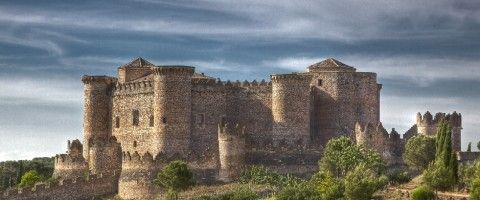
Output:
[{"xmin": 2, "ymin": 58, "xmax": 464, "ymax": 200}]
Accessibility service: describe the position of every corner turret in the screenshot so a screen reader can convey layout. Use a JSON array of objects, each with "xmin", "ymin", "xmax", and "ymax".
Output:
[{"xmin": 416, "ymin": 111, "xmax": 462, "ymax": 151}]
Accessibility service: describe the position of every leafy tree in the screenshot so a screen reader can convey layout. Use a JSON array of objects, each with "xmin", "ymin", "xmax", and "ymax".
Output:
[
  {"xmin": 477, "ymin": 141, "xmax": 480, "ymax": 151},
  {"xmin": 344, "ymin": 164, "xmax": 387, "ymax": 200},
  {"xmin": 319, "ymin": 136, "xmax": 385, "ymax": 178},
  {"xmin": 18, "ymin": 170, "xmax": 43, "ymax": 188},
  {"xmin": 403, "ymin": 135, "xmax": 436, "ymax": 171},
  {"xmin": 468, "ymin": 142, "xmax": 472, "ymax": 152},
  {"xmin": 411, "ymin": 185, "xmax": 436, "ymax": 200},
  {"xmin": 0, "ymin": 157, "xmax": 53, "ymax": 190},
  {"xmin": 423, "ymin": 162, "xmax": 453, "ymax": 191},
  {"xmin": 155, "ymin": 160, "xmax": 194, "ymax": 192}
]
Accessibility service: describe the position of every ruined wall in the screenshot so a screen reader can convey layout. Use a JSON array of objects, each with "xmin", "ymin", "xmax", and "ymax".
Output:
[
  {"xmin": 225, "ymin": 80, "xmax": 272, "ymax": 150},
  {"xmin": 153, "ymin": 66, "xmax": 194, "ymax": 156},
  {"xmin": 355, "ymin": 122, "xmax": 404, "ymax": 165},
  {"xmin": 53, "ymin": 140, "xmax": 88, "ymax": 179},
  {"xmin": 82, "ymin": 76, "xmax": 115, "ymax": 161},
  {"xmin": 2, "ymin": 172, "xmax": 119, "ymax": 200},
  {"xmin": 112, "ymin": 80, "xmax": 156, "ymax": 155},
  {"xmin": 271, "ymin": 74, "xmax": 311, "ymax": 148},
  {"xmin": 218, "ymin": 122, "xmax": 246, "ymax": 182}
]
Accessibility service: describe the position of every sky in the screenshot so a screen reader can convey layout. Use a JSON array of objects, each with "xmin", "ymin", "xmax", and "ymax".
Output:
[{"xmin": 0, "ymin": 0, "xmax": 479, "ymax": 161}]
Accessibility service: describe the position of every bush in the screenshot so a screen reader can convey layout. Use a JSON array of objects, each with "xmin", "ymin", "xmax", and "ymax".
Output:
[
  {"xmin": 163, "ymin": 189, "xmax": 178, "ymax": 200},
  {"xmin": 386, "ymin": 169, "xmax": 411, "ymax": 185},
  {"xmin": 344, "ymin": 164, "xmax": 387, "ymax": 200},
  {"xmin": 192, "ymin": 187, "xmax": 257, "ymax": 200},
  {"xmin": 276, "ymin": 181, "xmax": 319, "ymax": 200},
  {"xmin": 239, "ymin": 166, "xmax": 302, "ymax": 188},
  {"xmin": 403, "ymin": 135, "xmax": 436, "ymax": 171},
  {"xmin": 411, "ymin": 185, "xmax": 435, "ymax": 200},
  {"xmin": 155, "ymin": 160, "xmax": 194, "ymax": 192},
  {"xmin": 18, "ymin": 170, "xmax": 43, "ymax": 188},
  {"xmin": 310, "ymin": 171, "xmax": 344, "ymax": 200}
]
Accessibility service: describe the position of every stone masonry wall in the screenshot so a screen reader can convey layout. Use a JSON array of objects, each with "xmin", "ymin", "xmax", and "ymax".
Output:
[{"xmin": 2, "ymin": 172, "xmax": 119, "ymax": 200}]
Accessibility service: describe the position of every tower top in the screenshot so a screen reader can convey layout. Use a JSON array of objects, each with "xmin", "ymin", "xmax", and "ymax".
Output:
[
  {"xmin": 119, "ymin": 57, "xmax": 155, "ymax": 68},
  {"xmin": 307, "ymin": 58, "xmax": 356, "ymax": 72}
]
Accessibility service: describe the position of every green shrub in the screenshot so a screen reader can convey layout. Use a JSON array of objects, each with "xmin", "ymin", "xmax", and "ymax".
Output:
[
  {"xmin": 310, "ymin": 171, "xmax": 344, "ymax": 200},
  {"xmin": 423, "ymin": 161, "xmax": 453, "ymax": 191},
  {"xmin": 164, "ymin": 189, "xmax": 179, "ymax": 200},
  {"xmin": 18, "ymin": 170, "xmax": 43, "ymax": 188},
  {"xmin": 193, "ymin": 187, "xmax": 257, "ymax": 200},
  {"xmin": 344, "ymin": 164, "xmax": 387, "ymax": 200},
  {"xmin": 411, "ymin": 185, "xmax": 435, "ymax": 200},
  {"xmin": 386, "ymin": 169, "xmax": 411, "ymax": 185},
  {"xmin": 276, "ymin": 182, "xmax": 319, "ymax": 200},
  {"xmin": 155, "ymin": 160, "xmax": 194, "ymax": 192},
  {"xmin": 239, "ymin": 166, "xmax": 302, "ymax": 188}
]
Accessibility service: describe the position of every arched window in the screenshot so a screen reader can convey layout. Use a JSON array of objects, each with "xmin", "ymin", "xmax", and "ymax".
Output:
[
  {"xmin": 149, "ymin": 115, "xmax": 154, "ymax": 127},
  {"xmin": 115, "ymin": 116, "xmax": 120, "ymax": 128},
  {"xmin": 132, "ymin": 110, "xmax": 139, "ymax": 126}
]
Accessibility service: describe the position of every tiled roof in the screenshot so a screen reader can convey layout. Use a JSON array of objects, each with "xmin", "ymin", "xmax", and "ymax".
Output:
[
  {"xmin": 120, "ymin": 57, "xmax": 155, "ymax": 68},
  {"xmin": 308, "ymin": 58, "xmax": 356, "ymax": 72}
]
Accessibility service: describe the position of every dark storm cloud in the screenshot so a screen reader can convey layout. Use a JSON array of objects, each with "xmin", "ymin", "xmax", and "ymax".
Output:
[{"xmin": 0, "ymin": 0, "xmax": 479, "ymax": 160}]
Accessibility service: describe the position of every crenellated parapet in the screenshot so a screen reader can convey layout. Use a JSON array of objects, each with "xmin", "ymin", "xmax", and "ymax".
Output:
[
  {"xmin": 81, "ymin": 75, "xmax": 117, "ymax": 85},
  {"xmin": 271, "ymin": 73, "xmax": 312, "ymax": 83},
  {"xmin": 415, "ymin": 111, "xmax": 462, "ymax": 152},
  {"xmin": 118, "ymin": 151, "xmax": 162, "ymax": 199},
  {"xmin": 218, "ymin": 122, "xmax": 246, "ymax": 182},
  {"xmin": 151, "ymin": 65, "xmax": 195, "ymax": 75},
  {"xmin": 113, "ymin": 80, "xmax": 154, "ymax": 95},
  {"xmin": 3, "ymin": 171, "xmax": 119, "ymax": 200}
]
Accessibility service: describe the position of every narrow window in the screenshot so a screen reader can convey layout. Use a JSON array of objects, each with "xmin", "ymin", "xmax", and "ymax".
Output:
[
  {"xmin": 133, "ymin": 141, "xmax": 137, "ymax": 148},
  {"xmin": 132, "ymin": 110, "xmax": 139, "ymax": 126},
  {"xmin": 317, "ymin": 79, "xmax": 323, "ymax": 86},
  {"xmin": 115, "ymin": 116, "xmax": 120, "ymax": 128},
  {"xmin": 196, "ymin": 114, "xmax": 205, "ymax": 126},
  {"xmin": 149, "ymin": 115, "xmax": 154, "ymax": 127},
  {"xmin": 162, "ymin": 116, "xmax": 167, "ymax": 124}
]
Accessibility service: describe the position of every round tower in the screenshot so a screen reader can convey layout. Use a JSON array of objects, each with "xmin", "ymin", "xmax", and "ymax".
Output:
[
  {"xmin": 152, "ymin": 66, "xmax": 195, "ymax": 156},
  {"xmin": 218, "ymin": 122, "xmax": 246, "ymax": 182},
  {"xmin": 416, "ymin": 111, "xmax": 436, "ymax": 136},
  {"xmin": 271, "ymin": 73, "xmax": 312, "ymax": 148},
  {"xmin": 81, "ymin": 75, "xmax": 115, "ymax": 160},
  {"xmin": 118, "ymin": 151, "xmax": 159, "ymax": 199},
  {"xmin": 416, "ymin": 111, "xmax": 462, "ymax": 152}
]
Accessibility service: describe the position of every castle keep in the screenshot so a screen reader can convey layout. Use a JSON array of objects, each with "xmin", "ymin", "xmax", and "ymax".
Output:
[{"xmin": 2, "ymin": 57, "xmax": 464, "ymax": 200}]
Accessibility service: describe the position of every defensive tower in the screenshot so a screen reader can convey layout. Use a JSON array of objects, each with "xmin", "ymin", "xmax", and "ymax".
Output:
[
  {"xmin": 271, "ymin": 73, "xmax": 312, "ymax": 148},
  {"xmin": 416, "ymin": 111, "xmax": 462, "ymax": 151},
  {"xmin": 52, "ymin": 140, "xmax": 88, "ymax": 179},
  {"xmin": 152, "ymin": 66, "xmax": 195, "ymax": 156},
  {"xmin": 218, "ymin": 122, "xmax": 246, "ymax": 182},
  {"xmin": 81, "ymin": 75, "xmax": 116, "ymax": 160},
  {"xmin": 118, "ymin": 151, "xmax": 159, "ymax": 199}
]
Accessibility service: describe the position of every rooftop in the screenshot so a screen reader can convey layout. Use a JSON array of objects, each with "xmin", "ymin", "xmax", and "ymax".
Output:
[{"xmin": 307, "ymin": 58, "xmax": 356, "ymax": 72}]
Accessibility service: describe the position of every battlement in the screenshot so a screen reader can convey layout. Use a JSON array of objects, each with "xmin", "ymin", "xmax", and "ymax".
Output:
[
  {"xmin": 270, "ymin": 73, "xmax": 312, "ymax": 82},
  {"xmin": 355, "ymin": 122, "xmax": 389, "ymax": 144},
  {"xmin": 151, "ymin": 66, "xmax": 195, "ymax": 75},
  {"xmin": 416, "ymin": 111, "xmax": 462, "ymax": 127},
  {"xmin": 3, "ymin": 171, "xmax": 119, "ymax": 200},
  {"xmin": 81, "ymin": 75, "xmax": 116, "ymax": 85},
  {"xmin": 54, "ymin": 154, "xmax": 87, "ymax": 166},
  {"xmin": 218, "ymin": 123, "xmax": 246, "ymax": 141},
  {"xmin": 113, "ymin": 80, "xmax": 154, "ymax": 95},
  {"xmin": 122, "ymin": 151, "xmax": 155, "ymax": 165}
]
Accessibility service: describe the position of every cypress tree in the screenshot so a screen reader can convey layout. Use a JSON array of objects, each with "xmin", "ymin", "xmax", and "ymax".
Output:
[
  {"xmin": 435, "ymin": 121, "xmax": 446, "ymax": 158},
  {"xmin": 442, "ymin": 124, "xmax": 452, "ymax": 166}
]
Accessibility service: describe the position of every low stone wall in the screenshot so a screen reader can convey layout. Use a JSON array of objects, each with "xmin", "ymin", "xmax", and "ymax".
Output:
[{"xmin": 1, "ymin": 171, "xmax": 119, "ymax": 200}]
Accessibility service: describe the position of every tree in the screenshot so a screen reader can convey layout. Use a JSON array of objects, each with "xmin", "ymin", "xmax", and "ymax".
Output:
[
  {"xmin": 403, "ymin": 135, "xmax": 436, "ymax": 171},
  {"xmin": 155, "ymin": 160, "xmax": 194, "ymax": 192},
  {"xmin": 310, "ymin": 171, "xmax": 344, "ymax": 200},
  {"xmin": 18, "ymin": 170, "xmax": 42, "ymax": 188},
  {"xmin": 411, "ymin": 185, "xmax": 435, "ymax": 200},
  {"xmin": 423, "ymin": 120, "xmax": 458, "ymax": 190},
  {"xmin": 477, "ymin": 141, "xmax": 480, "ymax": 151},
  {"xmin": 344, "ymin": 164, "xmax": 387, "ymax": 200},
  {"xmin": 319, "ymin": 136, "xmax": 385, "ymax": 178},
  {"xmin": 468, "ymin": 142, "xmax": 472, "ymax": 152}
]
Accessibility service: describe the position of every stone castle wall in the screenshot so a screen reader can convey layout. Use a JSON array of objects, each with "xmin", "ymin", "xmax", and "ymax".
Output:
[
  {"xmin": 2, "ymin": 171, "xmax": 119, "ymax": 200},
  {"xmin": 416, "ymin": 111, "xmax": 462, "ymax": 152},
  {"xmin": 355, "ymin": 122, "xmax": 404, "ymax": 165}
]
